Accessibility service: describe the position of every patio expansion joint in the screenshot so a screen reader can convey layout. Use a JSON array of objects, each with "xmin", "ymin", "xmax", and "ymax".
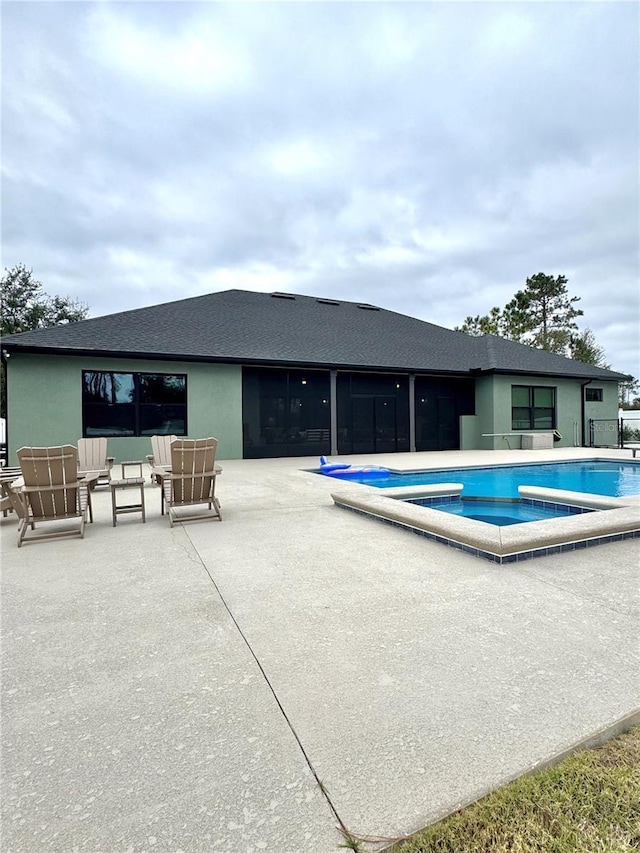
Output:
[{"xmin": 180, "ymin": 525, "xmax": 353, "ymax": 844}]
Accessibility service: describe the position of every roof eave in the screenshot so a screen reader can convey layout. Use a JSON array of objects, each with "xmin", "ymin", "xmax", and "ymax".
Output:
[
  {"xmin": 1, "ymin": 343, "xmax": 474, "ymax": 376},
  {"xmin": 2, "ymin": 343, "xmax": 627, "ymax": 381},
  {"xmin": 484, "ymin": 366, "xmax": 629, "ymax": 381}
]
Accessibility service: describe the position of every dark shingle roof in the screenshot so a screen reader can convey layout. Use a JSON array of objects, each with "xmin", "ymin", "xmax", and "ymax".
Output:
[{"xmin": 1, "ymin": 289, "xmax": 627, "ymax": 380}]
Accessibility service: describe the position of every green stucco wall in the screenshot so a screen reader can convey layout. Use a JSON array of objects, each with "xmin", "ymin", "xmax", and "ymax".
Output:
[
  {"xmin": 584, "ymin": 381, "xmax": 619, "ymax": 445},
  {"xmin": 474, "ymin": 375, "xmax": 619, "ymax": 449},
  {"xmin": 473, "ymin": 376, "xmax": 496, "ymax": 445},
  {"xmin": 6, "ymin": 354, "xmax": 243, "ymax": 464},
  {"xmin": 459, "ymin": 415, "xmax": 479, "ymax": 450},
  {"xmin": 5, "ymin": 353, "xmax": 621, "ymax": 461}
]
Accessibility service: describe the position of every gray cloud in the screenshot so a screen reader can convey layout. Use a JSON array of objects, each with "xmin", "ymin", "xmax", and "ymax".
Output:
[{"xmin": 2, "ymin": 1, "xmax": 638, "ymax": 377}]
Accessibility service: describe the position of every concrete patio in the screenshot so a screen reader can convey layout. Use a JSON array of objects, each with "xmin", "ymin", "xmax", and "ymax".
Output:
[{"xmin": 1, "ymin": 449, "xmax": 639, "ymax": 852}]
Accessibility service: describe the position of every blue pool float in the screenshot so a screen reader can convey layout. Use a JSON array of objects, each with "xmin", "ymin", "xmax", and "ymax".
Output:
[
  {"xmin": 318, "ymin": 455, "xmax": 352, "ymax": 473},
  {"xmin": 318, "ymin": 456, "xmax": 390, "ymax": 479}
]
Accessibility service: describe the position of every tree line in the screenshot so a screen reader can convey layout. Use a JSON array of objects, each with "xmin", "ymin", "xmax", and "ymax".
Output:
[
  {"xmin": 1, "ymin": 264, "xmax": 88, "ymax": 418},
  {"xmin": 456, "ymin": 272, "xmax": 607, "ymax": 365},
  {"xmin": 1, "ymin": 263, "xmax": 88, "ymax": 336},
  {"xmin": 455, "ymin": 272, "xmax": 638, "ymax": 407}
]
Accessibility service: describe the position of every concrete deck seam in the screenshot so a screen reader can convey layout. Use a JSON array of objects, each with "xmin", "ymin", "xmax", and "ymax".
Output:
[{"xmin": 181, "ymin": 524, "xmax": 352, "ymax": 845}]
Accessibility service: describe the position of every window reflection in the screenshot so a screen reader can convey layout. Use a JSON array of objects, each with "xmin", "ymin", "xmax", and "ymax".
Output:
[
  {"xmin": 82, "ymin": 371, "xmax": 187, "ymax": 437},
  {"xmin": 511, "ymin": 385, "xmax": 556, "ymax": 431}
]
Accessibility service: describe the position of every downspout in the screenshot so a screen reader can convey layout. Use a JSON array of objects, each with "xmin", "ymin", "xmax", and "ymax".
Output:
[{"xmin": 580, "ymin": 379, "xmax": 592, "ymax": 447}]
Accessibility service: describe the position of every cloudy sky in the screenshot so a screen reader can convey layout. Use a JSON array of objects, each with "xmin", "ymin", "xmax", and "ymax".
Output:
[{"xmin": 2, "ymin": 1, "xmax": 639, "ymax": 377}]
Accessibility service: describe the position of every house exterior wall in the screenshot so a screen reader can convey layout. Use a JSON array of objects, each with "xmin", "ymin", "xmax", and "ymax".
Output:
[
  {"xmin": 6, "ymin": 354, "xmax": 242, "ymax": 464},
  {"xmin": 584, "ymin": 381, "xmax": 619, "ymax": 445},
  {"xmin": 5, "ymin": 351, "xmax": 620, "ymax": 462},
  {"xmin": 472, "ymin": 376, "xmax": 496, "ymax": 447},
  {"xmin": 459, "ymin": 415, "xmax": 479, "ymax": 449},
  {"xmin": 477, "ymin": 375, "xmax": 619, "ymax": 449}
]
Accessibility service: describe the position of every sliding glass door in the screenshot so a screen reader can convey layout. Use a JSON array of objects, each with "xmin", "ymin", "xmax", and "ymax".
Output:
[
  {"xmin": 337, "ymin": 373, "xmax": 409, "ymax": 455},
  {"xmin": 242, "ymin": 367, "xmax": 331, "ymax": 458}
]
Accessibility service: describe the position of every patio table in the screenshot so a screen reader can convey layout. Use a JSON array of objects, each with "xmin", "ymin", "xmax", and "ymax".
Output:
[{"xmin": 110, "ymin": 461, "xmax": 146, "ymax": 526}]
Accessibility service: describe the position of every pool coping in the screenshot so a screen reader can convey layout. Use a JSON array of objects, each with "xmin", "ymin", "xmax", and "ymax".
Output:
[
  {"xmin": 330, "ymin": 483, "xmax": 640, "ymax": 564},
  {"xmin": 375, "ymin": 456, "xmax": 640, "ymax": 476}
]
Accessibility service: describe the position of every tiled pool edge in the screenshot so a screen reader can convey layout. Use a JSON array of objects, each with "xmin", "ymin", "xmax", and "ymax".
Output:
[
  {"xmin": 408, "ymin": 494, "xmax": 594, "ymax": 519},
  {"xmin": 330, "ymin": 485, "xmax": 640, "ymax": 564}
]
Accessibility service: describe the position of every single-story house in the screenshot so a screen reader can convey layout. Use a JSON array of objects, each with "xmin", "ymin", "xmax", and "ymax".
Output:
[{"xmin": 1, "ymin": 289, "xmax": 628, "ymax": 463}]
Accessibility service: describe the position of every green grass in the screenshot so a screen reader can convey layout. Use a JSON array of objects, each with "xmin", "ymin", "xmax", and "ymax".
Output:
[{"xmin": 390, "ymin": 726, "xmax": 640, "ymax": 853}]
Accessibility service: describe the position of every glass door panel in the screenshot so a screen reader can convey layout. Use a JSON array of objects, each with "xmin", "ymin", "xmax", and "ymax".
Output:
[
  {"xmin": 437, "ymin": 397, "xmax": 457, "ymax": 450},
  {"xmin": 375, "ymin": 396, "xmax": 397, "ymax": 452},
  {"xmin": 351, "ymin": 396, "xmax": 375, "ymax": 454}
]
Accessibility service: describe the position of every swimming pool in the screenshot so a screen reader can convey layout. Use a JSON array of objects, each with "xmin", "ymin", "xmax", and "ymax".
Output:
[
  {"xmin": 331, "ymin": 481, "xmax": 639, "ymax": 564},
  {"xmin": 409, "ymin": 496, "xmax": 594, "ymax": 527},
  {"xmin": 321, "ymin": 460, "xmax": 640, "ymax": 498}
]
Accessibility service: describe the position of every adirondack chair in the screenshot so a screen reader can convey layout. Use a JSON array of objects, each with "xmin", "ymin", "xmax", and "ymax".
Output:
[
  {"xmin": 146, "ymin": 434, "xmax": 178, "ymax": 485},
  {"xmin": 0, "ymin": 467, "xmax": 22, "ymax": 517},
  {"xmin": 77, "ymin": 438, "xmax": 114, "ymax": 485},
  {"xmin": 158, "ymin": 438, "xmax": 222, "ymax": 527},
  {"xmin": 14, "ymin": 446, "xmax": 99, "ymax": 547}
]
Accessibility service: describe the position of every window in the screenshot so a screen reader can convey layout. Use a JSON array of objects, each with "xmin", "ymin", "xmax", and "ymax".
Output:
[
  {"xmin": 82, "ymin": 371, "xmax": 187, "ymax": 437},
  {"xmin": 511, "ymin": 385, "xmax": 556, "ymax": 430},
  {"xmin": 585, "ymin": 388, "xmax": 603, "ymax": 402}
]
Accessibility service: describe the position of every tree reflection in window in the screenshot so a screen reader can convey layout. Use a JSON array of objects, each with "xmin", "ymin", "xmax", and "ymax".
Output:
[
  {"xmin": 83, "ymin": 372, "xmax": 135, "ymax": 404},
  {"xmin": 82, "ymin": 371, "xmax": 186, "ymax": 437}
]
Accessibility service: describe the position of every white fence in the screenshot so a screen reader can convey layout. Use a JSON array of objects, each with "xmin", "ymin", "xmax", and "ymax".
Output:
[{"xmin": 619, "ymin": 409, "xmax": 640, "ymax": 423}]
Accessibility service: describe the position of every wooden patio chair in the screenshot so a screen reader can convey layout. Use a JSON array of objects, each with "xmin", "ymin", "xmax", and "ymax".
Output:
[
  {"xmin": 13, "ymin": 445, "xmax": 98, "ymax": 547},
  {"xmin": 0, "ymin": 468, "xmax": 22, "ymax": 517},
  {"xmin": 77, "ymin": 437, "xmax": 114, "ymax": 485},
  {"xmin": 160, "ymin": 438, "xmax": 222, "ymax": 527},
  {"xmin": 146, "ymin": 434, "xmax": 178, "ymax": 485}
]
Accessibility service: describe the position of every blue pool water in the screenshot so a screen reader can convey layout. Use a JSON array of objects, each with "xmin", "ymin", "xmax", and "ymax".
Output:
[
  {"xmin": 409, "ymin": 497, "xmax": 592, "ymax": 527},
  {"xmin": 321, "ymin": 460, "xmax": 640, "ymax": 498}
]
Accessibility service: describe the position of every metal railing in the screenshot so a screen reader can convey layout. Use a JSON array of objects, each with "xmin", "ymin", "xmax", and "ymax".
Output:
[{"xmin": 589, "ymin": 418, "xmax": 640, "ymax": 448}]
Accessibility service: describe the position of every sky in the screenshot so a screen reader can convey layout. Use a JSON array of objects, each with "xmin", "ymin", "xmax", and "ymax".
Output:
[{"xmin": 2, "ymin": 1, "xmax": 639, "ymax": 378}]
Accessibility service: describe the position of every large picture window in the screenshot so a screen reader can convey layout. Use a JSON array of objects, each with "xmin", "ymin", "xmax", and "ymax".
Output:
[
  {"xmin": 511, "ymin": 385, "xmax": 556, "ymax": 430},
  {"xmin": 83, "ymin": 372, "xmax": 187, "ymax": 437}
]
